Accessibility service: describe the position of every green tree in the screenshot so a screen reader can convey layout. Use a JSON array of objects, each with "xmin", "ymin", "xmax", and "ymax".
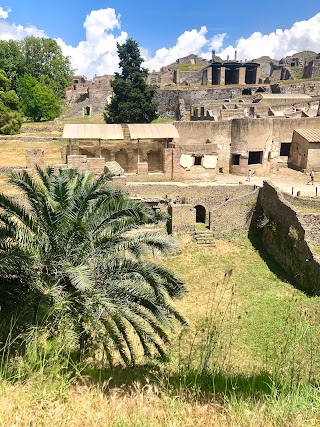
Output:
[
  {"xmin": 104, "ymin": 39, "xmax": 158, "ymax": 123},
  {"xmin": 17, "ymin": 75, "xmax": 61, "ymax": 121},
  {"xmin": 21, "ymin": 36, "xmax": 73, "ymax": 98},
  {"xmin": 0, "ymin": 40, "xmax": 25, "ymax": 91},
  {"xmin": 0, "ymin": 69, "xmax": 22, "ymax": 134},
  {"xmin": 0, "ymin": 168, "xmax": 186, "ymax": 366},
  {"xmin": 0, "ymin": 103, "xmax": 23, "ymax": 134}
]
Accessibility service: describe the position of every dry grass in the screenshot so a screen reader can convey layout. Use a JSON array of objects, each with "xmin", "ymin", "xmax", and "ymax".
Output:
[
  {"xmin": 0, "ymin": 139, "xmax": 64, "ymax": 196},
  {"xmin": 1, "ymin": 237, "xmax": 320, "ymax": 425},
  {"xmin": 0, "ymin": 140, "xmax": 63, "ymax": 168}
]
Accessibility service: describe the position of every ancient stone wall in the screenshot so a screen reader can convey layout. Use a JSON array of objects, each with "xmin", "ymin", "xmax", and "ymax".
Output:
[
  {"xmin": 155, "ymin": 88, "xmax": 244, "ymax": 119},
  {"xmin": 256, "ymin": 181, "xmax": 320, "ymax": 294},
  {"xmin": 210, "ymin": 188, "xmax": 259, "ymax": 236},
  {"xmin": 167, "ymin": 204, "xmax": 196, "ymax": 234},
  {"xmin": 271, "ymin": 81, "xmax": 320, "ymax": 96},
  {"xmin": 283, "ymin": 194, "xmax": 320, "ymax": 210},
  {"xmin": 174, "ymin": 121, "xmax": 231, "ymax": 171},
  {"xmin": 126, "ymin": 183, "xmax": 253, "ymax": 216}
]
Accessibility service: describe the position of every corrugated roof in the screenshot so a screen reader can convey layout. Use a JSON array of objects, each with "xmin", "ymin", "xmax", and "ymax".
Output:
[
  {"xmin": 294, "ymin": 128, "xmax": 320, "ymax": 142},
  {"xmin": 62, "ymin": 124, "xmax": 124, "ymax": 140},
  {"xmin": 127, "ymin": 124, "xmax": 179, "ymax": 139},
  {"xmin": 257, "ymin": 93, "xmax": 312, "ymax": 100}
]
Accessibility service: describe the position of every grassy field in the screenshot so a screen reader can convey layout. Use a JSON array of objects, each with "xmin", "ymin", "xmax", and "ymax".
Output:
[
  {"xmin": 0, "ymin": 139, "xmax": 64, "ymax": 195},
  {"xmin": 1, "ymin": 137, "xmax": 320, "ymax": 425},
  {"xmin": 1, "ymin": 235, "xmax": 320, "ymax": 426}
]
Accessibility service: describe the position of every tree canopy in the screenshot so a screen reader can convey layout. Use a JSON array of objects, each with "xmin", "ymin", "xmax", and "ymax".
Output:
[
  {"xmin": 0, "ymin": 167, "xmax": 186, "ymax": 366},
  {"xmin": 17, "ymin": 75, "xmax": 61, "ymax": 122},
  {"xmin": 104, "ymin": 39, "xmax": 158, "ymax": 123},
  {"xmin": 0, "ymin": 69, "xmax": 22, "ymax": 134},
  {"xmin": 0, "ymin": 36, "xmax": 73, "ymax": 126}
]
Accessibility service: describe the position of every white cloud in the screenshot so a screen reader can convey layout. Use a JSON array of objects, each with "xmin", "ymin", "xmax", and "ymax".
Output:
[
  {"xmin": 0, "ymin": 7, "xmax": 11, "ymax": 20},
  {"xmin": 218, "ymin": 13, "xmax": 320, "ymax": 61},
  {"xmin": 143, "ymin": 26, "xmax": 209, "ymax": 71},
  {"xmin": 0, "ymin": 7, "xmax": 320, "ymax": 77},
  {"xmin": 57, "ymin": 8, "xmax": 127, "ymax": 77},
  {"xmin": 0, "ymin": 6, "xmax": 46, "ymax": 40},
  {"xmin": 0, "ymin": 21, "xmax": 45, "ymax": 40}
]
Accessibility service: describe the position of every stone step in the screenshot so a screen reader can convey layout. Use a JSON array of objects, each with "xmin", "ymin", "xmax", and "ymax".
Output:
[{"xmin": 194, "ymin": 230, "xmax": 215, "ymax": 247}]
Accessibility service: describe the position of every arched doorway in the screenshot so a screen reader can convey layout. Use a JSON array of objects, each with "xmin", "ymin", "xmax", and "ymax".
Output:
[
  {"xmin": 195, "ymin": 205, "xmax": 206, "ymax": 223},
  {"xmin": 115, "ymin": 150, "xmax": 129, "ymax": 172},
  {"xmin": 101, "ymin": 148, "xmax": 111, "ymax": 162}
]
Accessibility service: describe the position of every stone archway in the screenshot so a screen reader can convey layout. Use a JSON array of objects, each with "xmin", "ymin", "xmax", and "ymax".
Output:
[
  {"xmin": 195, "ymin": 205, "xmax": 206, "ymax": 223},
  {"xmin": 101, "ymin": 148, "xmax": 111, "ymax": 162},
  {"xmin": 115, "ymin": 150, "xmax": 129, "ymax": 172}
]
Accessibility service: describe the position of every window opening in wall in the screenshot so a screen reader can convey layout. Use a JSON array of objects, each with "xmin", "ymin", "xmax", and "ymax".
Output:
[
  {"xmin": 280, "ymin": 142, "xmax": 291, "ymax": 157},
  {"xmin": 195, "ymin": 205, "xmax": 206, "ymax": 223},
  {"xmin": 242, "ymin": 88, "xmax": 252, "ymax": 95},
  {"xmin": 248, "ymin": 151, "xmax": 263, "ymax": 165},
  {"xmin": 232, "ymin": 154, "xmax": 240, "ymax": 165},
  {"xmin": 194, "ymin": 156, "xmax": 202, "ymax": 166}
]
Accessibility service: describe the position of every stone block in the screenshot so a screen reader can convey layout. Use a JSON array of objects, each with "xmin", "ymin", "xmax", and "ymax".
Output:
[
  {"xmin": 25, "ymin": 148, "xmax": 45, "ymax": 169},
  {"xmin": 105, "ymin": 161, "xmax": 124, "ymax": 176},
  {"xmin": 137, "ymin": 162, "xmax": 148, "ymax": 175}
]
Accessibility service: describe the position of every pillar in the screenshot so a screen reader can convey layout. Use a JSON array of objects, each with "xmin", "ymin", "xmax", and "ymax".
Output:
[{"xmin": 239, "ymin": 67, "xmax": 246, "ymax": 85}]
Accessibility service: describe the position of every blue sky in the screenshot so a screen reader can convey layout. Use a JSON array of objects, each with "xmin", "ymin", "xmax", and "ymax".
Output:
[{"xmin": 0, "ymin": 1, "xmax": 320, "ymax": 77}]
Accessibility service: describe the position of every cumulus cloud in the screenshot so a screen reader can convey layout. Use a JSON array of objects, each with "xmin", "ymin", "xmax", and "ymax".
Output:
[
  {"xmin": 0, "ymin": 6, "xmax": 45, "ymax": 40},
  {"xmin": 57, "ymin": 8, "xmax": 127, "ymax": 77},
  {"xmin": 0, "ymin": 21, "xmax": 45, "ymax": 40},
  {"xmin": 0, "ymin": 7, "xmax": 320, "ymax": 77},
  {"xmin": 219, "ymin": 13, "xmax": 320, "ymax": 61},
  {"xmin": 0, "ymin": 6, "xmax": 10, "ymax": 20},
  {"xmin": 143, "ymin": 27, "xmax": 209, "ymax": 71}
]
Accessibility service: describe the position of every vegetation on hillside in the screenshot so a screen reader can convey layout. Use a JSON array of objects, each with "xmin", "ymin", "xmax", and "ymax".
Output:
[
  {"xmin": 104, "ymin": 39, "xmax": 158, "ymax": 123},
  {"xmin": 0, "ymin": 36, "xmax": 73, "ymax": 129},
  {"xmin": 0, "ymin": 69, "xmax": 23, "ymax": 134}
]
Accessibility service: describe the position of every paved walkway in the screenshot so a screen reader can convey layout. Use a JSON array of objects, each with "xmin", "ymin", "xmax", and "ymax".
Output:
[
  {"xmin": 215, "ymin": 168, "xmax": 320, "ymax": 198},
  {"xmin": 128, "ymin": 169, "xmax": 320, "ymax": 198}
]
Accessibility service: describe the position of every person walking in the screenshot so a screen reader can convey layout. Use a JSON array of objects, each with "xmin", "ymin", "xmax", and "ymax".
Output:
[
  {"xmin": 246, "ymin": 169, "xmax": 252, "ymax": 182},
  {"xmin": 308, "ymin": 168, "xmax": 315, "ymax": 185}
]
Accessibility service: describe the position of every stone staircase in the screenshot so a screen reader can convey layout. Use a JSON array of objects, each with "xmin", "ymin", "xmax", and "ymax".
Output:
[{"xmin": 193, "ymin": 230, "xmax": 216, "ymax": 247}]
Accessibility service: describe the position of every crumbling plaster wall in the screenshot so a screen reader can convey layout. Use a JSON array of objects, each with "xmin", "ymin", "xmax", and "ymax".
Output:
[
  {"xmin": 174, "ymin": 121, "xmax": 231, "ymax": 171},
  {"xmin": 210, "ymin": 188, "xmax": 259, "ymax": 236},
  {"xmin": 230, "ymin": 117, "xmax": 320, "ymax": 174},
  {"xmin": 126, "ymin": 183, "xmax": 253, "ymax": 222},
  {"xmin": 167, "ymin": 204, "xmax": 196, "ymax": 234},
  {"xmin": 256, "ymin": 181, "xmax": 320, "ymax": 294}
]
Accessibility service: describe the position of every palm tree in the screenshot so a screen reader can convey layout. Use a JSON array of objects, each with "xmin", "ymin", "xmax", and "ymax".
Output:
[{"xmin": 0, "ymin": 167, "xmax": 186, "ymax": 366}]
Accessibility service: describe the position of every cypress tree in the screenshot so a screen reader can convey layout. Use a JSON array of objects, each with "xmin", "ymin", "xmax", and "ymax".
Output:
[{"xmin": 104, "ymin": 39, "xmax": 158, "ymax": 123}]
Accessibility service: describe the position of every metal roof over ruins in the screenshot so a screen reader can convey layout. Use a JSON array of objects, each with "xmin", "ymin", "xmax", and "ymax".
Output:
[
  {"xmin": 257, "ymin": 93, "xmax": 312, "ymax": 100},
  {"xmin": 62, "ymin": 123, "xmax": 179, "ymax": 140},
  {"xmin": 63, "ymin": 124, "xmax": 124, "ymax": 140}
]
